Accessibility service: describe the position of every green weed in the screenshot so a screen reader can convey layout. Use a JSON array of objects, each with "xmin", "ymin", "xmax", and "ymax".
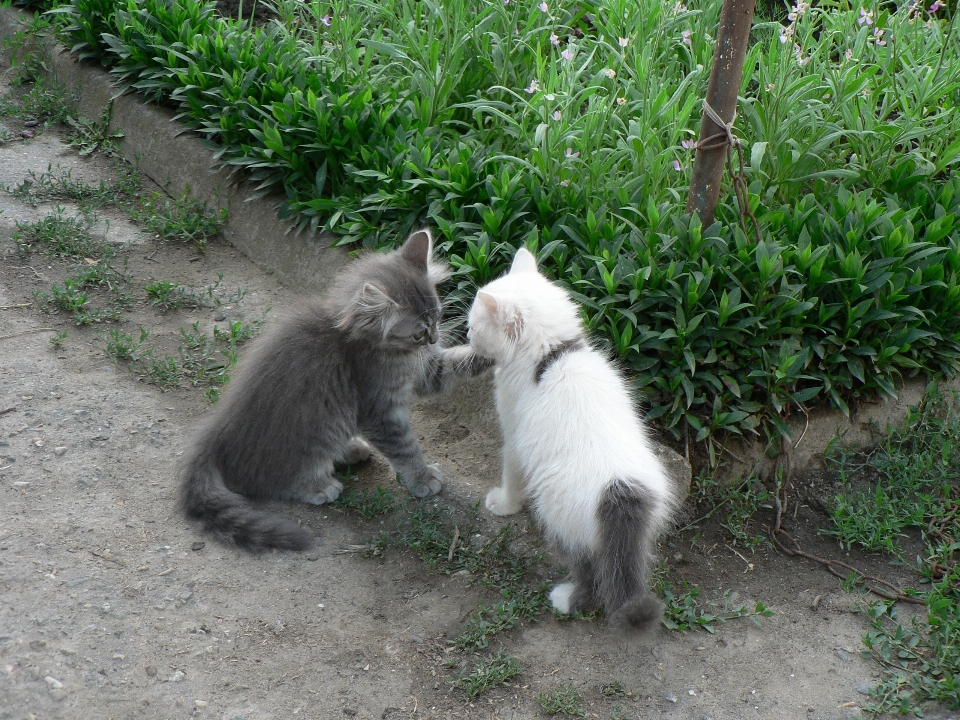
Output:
[
  {"xmin": 48, "ymin": 330, "xmax": 68, "ymax": 349},
  {"xmin": 598, "ymin": 681, "xmax": 634, "ymax": 699},
  {"xmin": 144, "ymin": 353, "xmax": 180, "ymax": 389},
  {"xmin": 535, "ymin": 684, "xmax": 585, "ymax": 716},
  {"xmin": 64, "ymin": 104, "xmax": 124, "ymax": 156},
  {"xmin": 333, "ymin": 487, "xmax": 397, "ymax": 518},
  {"xmin": 135, "ymin": 189, "xmax": 227, "ymax": 251},
  {"xmin": 693, "ymin": 474, "xmax": 772, "ymax": 551},
  {"xmin": 11, "ymin": 210, "xmax": 99, "ymax": 257},
  {"xmin": 453, "ymin": 586, "xmax": 549, "ymax": 652},
  {"xmin": 824, "ymin": 387, "xmax": 960, "ymax": 556},
  {"xmin": 449, "ymin": 648, "xmax": 521, "ymax": 699},
  {"xmin": 657, "ymin": 581, "xmax": 774, "ymax": 634},
  {"xmin": 9, "ymin": 163, "xmax": 140, "ymax": 210},
  {"xmin": 103, "ymin": 327, "xmax": 149, "ymax": 362}
]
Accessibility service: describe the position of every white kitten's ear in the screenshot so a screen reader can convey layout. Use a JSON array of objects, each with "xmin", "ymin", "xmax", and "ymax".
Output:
[
  {"xmin": 478, "ymin": 291, "xmax": 524, "ymax": 340},
  {"xmin": 400, "ymin": 229, "xmax": 432, "ymax": 269},
  {"xmin": 337, "ymin": 282, "xmax": 399, "ymax": 337},
  {"xmin": 510, "ymin": 247, "xmax": 538, "ymax": 274}
]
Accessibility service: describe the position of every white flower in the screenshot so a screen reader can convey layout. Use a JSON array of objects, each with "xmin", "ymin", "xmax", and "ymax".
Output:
[
  {"xmin": 858, "ymin": 7, "xmax": 874, "ymax": 25},
  {"xmin": 562, "ymin": 48, "xmax": 574, "ymax": 61},
  {"xmin": 525, "ymin": 79, "xmax": 541, "ymax": 94},
  {"xmin": 550, "ymin": 33, "xmax": 560, "ymax": 46},
  {"xmin": 545, "ymin": 93, "xmax": 555, "ymax": 101},
  {"xmin": 616, "ymin": 96, "xmax": 627, "ymax": 106},
  {"xmin": 604, "ymin": 68, "xmax": 616, "ymax": 79},
  {"xmin": 845, "ymin": 48, "xmax": 854, "ymax": 61},
  {"xmin": 618, "ymin": 37, "xmax": 629, "ymax": 47},
  {"xmin": 873, "ymin": 27, "xmax": 886, "ymax": 46},
  {"xmin": 539, "ymin": 1, "xmax": 549, "ymax": 12},
  {"xmin": 765, "ymin": 82, "xmax": 776, "ymax": 91},
  {"xmin": 553, "ymin": 110, "xmax": 562, "ymax": 121},
  {"xmin": 565, "ymin": 147, "xmax": 580, "ymax": 158},
  {"xmin": 681, "ymin": 29, "xmax": 692, "ymax": 46},
  {"xmin": 779, "ymin": 25, "xmax": 794, "ymax": 43}
]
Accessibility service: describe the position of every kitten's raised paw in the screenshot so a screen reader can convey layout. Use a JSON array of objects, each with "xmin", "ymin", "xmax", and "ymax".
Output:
[
  {"xmin": 485, "ymin": 487, "xmax": 522, "ymax": 516},
  {"xmin": 549, "ymin": 582, "xmax": 577, "ymax": 614},
  {"xmin": 290, "ymin": 478, "xmax": 344, "ymax": 505},
  {"xmin": 404, "ymin": 464, "xmax": 442, "ymax": 498},
  {"xmin": 337, "ymin": 437, "xmax": 373, "ymax": 467}
]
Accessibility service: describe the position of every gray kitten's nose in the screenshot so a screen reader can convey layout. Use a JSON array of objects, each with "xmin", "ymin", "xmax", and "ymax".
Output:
[{"xmin": 428, "ymin": 324, "xmax": 439, "ymax": 344}]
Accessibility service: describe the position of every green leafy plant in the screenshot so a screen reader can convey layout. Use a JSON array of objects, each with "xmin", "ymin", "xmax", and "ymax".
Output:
[
  {"xmin": 64, "ymin": 105, "xmax": 125, "ymax": 156},
  {"xmin": 49, "ymin": 330, "xmax": 68, "ymax": 349},
  {"xmin": 657, "ymin": 582, "xmax": 774, "ymax": 634},
  {"xmin": 11, "ymin": 209, "xmax": 99, "ymax": 257},
  {"xmin": 103, "ymin": 326, "xmax": 149, "ymax": 361},
  {"xmin": 44, "ymin": 0, "xmax": 960, "ymax": 461},
  {"xmin": 333, "ymin": 487, "xmax": 397, "ymax": 518}
]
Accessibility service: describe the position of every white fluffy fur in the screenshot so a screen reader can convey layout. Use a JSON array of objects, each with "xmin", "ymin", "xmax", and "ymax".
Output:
[{"xmin": 468, "ymin": 248, "xmax": 675, "ymax": 561}]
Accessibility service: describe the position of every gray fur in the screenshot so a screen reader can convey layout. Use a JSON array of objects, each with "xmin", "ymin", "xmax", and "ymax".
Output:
[
  {"xmin": 563, "ymin": 480, "xmax": 663, "ymax": 630},
  {"xmin": 180, "ymin": 230, "xmax": 491, "ymax": 551}
]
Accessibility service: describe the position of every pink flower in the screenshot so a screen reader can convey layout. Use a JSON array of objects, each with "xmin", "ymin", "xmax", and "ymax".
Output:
[
  {"xmin": 673, "ymin": 160, "xmax": 687, "ymax": 172},
  {"xmin": 539, "ymin": 2, "xmax": 549, "ymax": 12},
  {"xmin": 681, "ymin": 29, "xmax": 692, "ymax": 46},
  {"xmin": 562, "ymin": 48, "xmax": 574, "ymax": 61},
  {"xmin": 858, "ymin": 7, "xmax": 874, "ymax": 25},
  {"xmin": 320, "ymin": 14, "xmax": 331, "ymax": 27},
  {"xmin": 681, "ymin": 139, "xmax": 696, "ymax": 149},
  {"xmin": 550, "ymin": 33, "xmax": 560, "ymax": 46},
  {"xmin": 930, "ymin": 1, "xmax": 943, "ymax": 11},
  {"xmin": 525, "ymin": 79, "xmax": 541, "ymax": 94},
  {"xmin": 873, "ymin": 27, "xmax": 886, "ymax": 45},
  {"xmin": 553, "ymin": 110, "xmax": 562, "ymax": 121},
  {"xmin": 565, "ymin": 147, "xmax": 580, "ymax": 159}
]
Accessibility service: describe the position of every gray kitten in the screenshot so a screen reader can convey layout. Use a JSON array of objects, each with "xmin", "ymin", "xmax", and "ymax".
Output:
[{"xmin": 180, "ymin": 229, "xmax": 489, "ymax": 551}]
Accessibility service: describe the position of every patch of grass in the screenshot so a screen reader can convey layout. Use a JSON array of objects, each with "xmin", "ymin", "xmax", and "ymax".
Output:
[
  {"xmin": 824, "ymin": 387, "xmax": 960, "ymax": 557},
  {"xmin": 4, "ymin": 77, "xmax": 73, "ymax": 123},
  {"xmin": 691, "ymin": 473, "xmax": 772, "ymax": 551},
  {"xmin": 144, "ymin": 279, "xmax": 223, "ymax": 310},
  {"xmin": 859, "ymin": 571, "xmax": 960, "ymax": 714},
  {"xmin": 453, "ymin": 586, "xmax": 549, "ymax": 652},
  {"xmin": 11, "ymin": 209, "xmax": 100, "ymax": 257},
  {"xmin": 657, "ymin": 581, "xmax": 774, "ymax": 634},
  {"xmin": 135, "ymin": 189, "xmax": 227, "ymax": 251},
  {"xmin": 64, "ymin": 104, "xmax": 124, "ymax": 157},
  {"xmin": 449, "ymin": 648, "xmax": 521, "ymax": 699},
  {"xmin": 822, "ymin": 385, "xmax": 960, "ymax": 714},
  {"xmin": 598, "ymin": 681, "xmax": 634, "ymax": 699},
  {"xmin": 535, "ymin": 684, "xmax": 585, "ymax": 716},
  {"xmin": 333, "ymin": 487, "xmax": 397, "ymax": 519},
  {"xmin": 8, "ymin": 163, "xmax": 140, "ymax": 210}
]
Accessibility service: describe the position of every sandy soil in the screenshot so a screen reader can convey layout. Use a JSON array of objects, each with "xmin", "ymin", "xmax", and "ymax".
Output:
[{"xmin": 0, "ymin": 74, "xmax": 953, "ymax": 720}]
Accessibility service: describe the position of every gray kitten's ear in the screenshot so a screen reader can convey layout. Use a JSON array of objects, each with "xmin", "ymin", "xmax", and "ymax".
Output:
[
  {"xmin": 400, "ymin": 229, "xmax": 433, "ymax": 269},
  {"xmin": 510, "ymin": 248, "xmax": 538, "ymax": 274},
  {"xmin": 337, "ymin": 282, "xmax": 399, "ymax": 337}
]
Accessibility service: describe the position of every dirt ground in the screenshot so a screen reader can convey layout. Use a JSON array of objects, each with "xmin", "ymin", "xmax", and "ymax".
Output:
[{"xmin": 0, "ymin": 71, "xmax": 954, "ymax": 720}]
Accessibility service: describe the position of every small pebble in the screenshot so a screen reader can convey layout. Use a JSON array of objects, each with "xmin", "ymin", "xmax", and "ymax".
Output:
[
  {"xmin": 665, "ymin": 693, "xmax": 678, "ymax": 703},
  {"xmin": 54, "ymin": 447, "xmax": 68, "ymax": 456},
  {"xmin": 194, "ymin": 700, "xmax": 207, "ymax": 708},
  {"xmin": 191, "ymin": 541, "xmax": 205, "ymax": 551},
  {"xmin": 167, "ymin": 669, "xmax": 184, "ymax": 683},
  {"xmin": 44, "ymin": 676, "xmax": 63, "ymax": 689},
  {"xmin": 49, "ymin": 689, "xmax": 68, "ymax": 702},
  {"xmin": 857, "ymin": 683, "xmax": 873, "ymax": 695},
  {"xmin": 836, "ymin": 649, "xmax": 851, "ymax": 662}
]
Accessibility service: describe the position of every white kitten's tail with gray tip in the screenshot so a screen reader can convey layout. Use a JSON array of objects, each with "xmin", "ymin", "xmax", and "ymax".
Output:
[{"xmin": 180, "ymin": 455, "xmax": 315, "ymax": 552}]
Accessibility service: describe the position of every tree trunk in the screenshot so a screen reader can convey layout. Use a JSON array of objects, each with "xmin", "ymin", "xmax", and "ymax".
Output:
[{"xmin": 685, "ymin": 0, "xmax": 758, "ymax": 226}]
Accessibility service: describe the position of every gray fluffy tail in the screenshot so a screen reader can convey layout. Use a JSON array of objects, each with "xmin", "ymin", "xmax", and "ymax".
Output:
[
  {"xmin": 596, "ymin": 479, "xmax": 665, "ymax": 632},
  {"xmin": 180, "ymin": 455, "xmax": 314, "ymax": 552}
]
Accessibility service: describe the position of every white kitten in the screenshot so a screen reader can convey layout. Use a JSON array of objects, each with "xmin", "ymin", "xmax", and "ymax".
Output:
[{"xmin": 468, "ymin": 247, "xmax": 676, "ymax": 629}]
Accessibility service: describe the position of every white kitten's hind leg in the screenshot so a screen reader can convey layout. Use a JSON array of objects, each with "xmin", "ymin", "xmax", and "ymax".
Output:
[
  {"xmin": 485, "ymin": 444, "xmax": 525, "ymax": 516},
  {"xmin": 549, "ymin": 582, "xmax": 577, "ymax": 614}
]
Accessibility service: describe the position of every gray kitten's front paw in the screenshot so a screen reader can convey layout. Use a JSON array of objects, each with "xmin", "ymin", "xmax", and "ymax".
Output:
[{"xmin": 402, "ymin": 464, "xmax": 442, "ymax": 498}]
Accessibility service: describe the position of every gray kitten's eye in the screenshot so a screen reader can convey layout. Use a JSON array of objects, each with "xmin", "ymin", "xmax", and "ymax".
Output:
[{"xmin": 413, "ymin": 328, "xmax": 427, "ymax": 342}]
